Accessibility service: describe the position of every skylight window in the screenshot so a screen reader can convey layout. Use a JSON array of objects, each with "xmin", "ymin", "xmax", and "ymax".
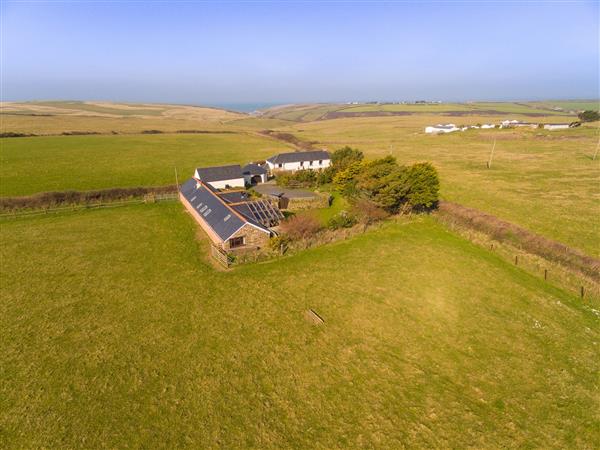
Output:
[
  {"xmin": 224, "ymin": 214, "xmax": 231, "ymax": 222},
  {"xmin": 203, "ymin": 209, "xmax": 212, "ymax": 217},
  {"xmin": 200, "ymin": 205, "xmax": 208, "ymax": 213},
  {"xmin": 190, "ymin": 196, "xmax": 197, "ymax": 202}
]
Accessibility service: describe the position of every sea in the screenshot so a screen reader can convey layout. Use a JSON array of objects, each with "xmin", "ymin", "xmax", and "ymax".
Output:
[{"xmin": 205, "ymin": 102, "xmax": 283, "ymax": 113}]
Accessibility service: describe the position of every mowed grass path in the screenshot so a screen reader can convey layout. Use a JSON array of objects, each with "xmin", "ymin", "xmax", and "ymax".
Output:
[
  {"xmin": 1, "ymin": 203, "xmax": 598, "ymax": 448},
  {"xmin": 0, "ymin": 133, "xmax": 291, "ymax": 196},
  {"xmin": 282, "ymin": 117, "xmax": 600, "ymax": 257}
]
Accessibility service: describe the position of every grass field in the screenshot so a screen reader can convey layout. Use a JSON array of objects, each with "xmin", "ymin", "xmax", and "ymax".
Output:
[
  {"xmin": 272, "ymin": 116, "xmax": 600, "ymax": 257},
  {"xmin": 1, "ymin": 202, "xmax": 598, "ymax": 448},
  {"xmin": 0, "ymin": 133, "xmax": 292, "ymax": 196}
]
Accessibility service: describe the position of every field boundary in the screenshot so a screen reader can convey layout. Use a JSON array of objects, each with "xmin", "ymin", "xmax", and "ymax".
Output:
[
  {"xmin": 0, "ymin": 186, "xmax": 178, "ymax": 213},
  {"xmin": 436, "ymin": 201, "xmax": 600, "ymax": 283}
]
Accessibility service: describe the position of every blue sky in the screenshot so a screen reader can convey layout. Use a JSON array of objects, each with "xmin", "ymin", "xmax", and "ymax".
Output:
[{"xmin": 1, "ymin": 1, "xmax": 598, "ymax": 104}]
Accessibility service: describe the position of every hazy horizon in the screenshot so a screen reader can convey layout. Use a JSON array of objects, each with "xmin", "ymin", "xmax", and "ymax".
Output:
[{"xmin": 2, "ymin": 1, "xmax": 598, "ymax": 104}]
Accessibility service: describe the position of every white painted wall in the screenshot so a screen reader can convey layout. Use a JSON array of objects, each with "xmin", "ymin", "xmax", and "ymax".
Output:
[
  {"xmin": 267, "ymin": 159, "xmax": 331, "ymax": 172},
  {"xmin": 543, "ymin": 124, "xmax": 570, "ymax": 130},
  {"xmin": 205, "ymin": 178, "xmax": 245, "ymax": 189},
  {"xmin": 425, "ymin": 125, "xmax": 459, "ymax": 134}
]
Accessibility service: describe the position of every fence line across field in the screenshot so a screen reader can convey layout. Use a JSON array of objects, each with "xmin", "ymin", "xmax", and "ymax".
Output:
[{"xmin": 0, "ymin": 194, "xmax": 178, "ymax": 219}]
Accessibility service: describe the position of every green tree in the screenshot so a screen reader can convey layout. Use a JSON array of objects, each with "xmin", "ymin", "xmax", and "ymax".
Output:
[
  {"xmin": 404, "ymin": 162, "xmax": 440, "ymax": 209},
  {"xmin": 578, "ymin": 110, "xmax": 600, "ymax": 122},
  {"xmin": 333, "ymin": 160, "xmax": 364, "ymax": 196},
  {"xmin": 331, "ymin": 146, "xmax": 364, "ymax": 172}
]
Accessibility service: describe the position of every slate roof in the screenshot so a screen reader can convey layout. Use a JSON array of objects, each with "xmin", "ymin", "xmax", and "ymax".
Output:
[
  {"xmin": 194, "ymin": 164, "xmax": 243, "ymax": 182},
  {"xmin": 242, "ymin": 163, "xmax": 267, "ymax": 176},
  {"xmin": 217, "ymin": 190, "xmax": 249, "ymax": 204},
  {"xmin": 180, "ymin": 178, "xmax": 269, "ymax": 242},
  {"xmin": 266, "ymin": 150, "xmax": 330, "ymax": 165}
]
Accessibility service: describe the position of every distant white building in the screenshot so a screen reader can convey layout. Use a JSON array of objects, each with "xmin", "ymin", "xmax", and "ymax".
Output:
[
  {"xmin": 266, "ymin": 150, "xmax": 331, "ymax": 172},
  {"xmin": 500, "ymin": 120, "xmax": 536, "ymax": 129},
  {"xmin": 543, "ymin": 123, "xmax": 570, "ymax": 130},
  {"xmin": 481, "ymin": 124, "xmax": 496, "ymax": 129},
  {"xmin": 425, "ymin": 124, "xmax": 460, "ymax": 134}
]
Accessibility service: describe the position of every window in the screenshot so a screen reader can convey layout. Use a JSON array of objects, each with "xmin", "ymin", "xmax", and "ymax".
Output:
[
  {"xmin": 229, "ymin": 236, "xmax": 245, "ymax": 248},
  {"xmin": 319, "ymin": 160, "xmax": 323, "ymax": 165},
  {"xmin": 300, "ymin": 161, "xmax": 304, "ymax": 167},
  {"xmin": 278, "ymin": 163, "xmax": 283, "ymax": 168},
  {"xmin": 309, "ymin": 161, "xmax": 313, "ymax": 166},
  {"xmin": 224, "ymin": 214, "xmax": 231, "ymax": 222}
]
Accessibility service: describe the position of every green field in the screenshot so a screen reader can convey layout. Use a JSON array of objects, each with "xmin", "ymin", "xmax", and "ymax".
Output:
[
  {"xmin": 1, "ymin": 203, "xmax": 598, "ymax": 448},
  {"xmin": 0, "ymin": 133, "xmax": 292, "ymax": 196},
  {"xmin": 274, "ymin": 117, "xmax": 600, "ymax": 257}
]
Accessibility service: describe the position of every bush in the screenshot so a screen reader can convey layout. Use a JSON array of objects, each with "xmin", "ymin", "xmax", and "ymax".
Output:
[
  {"xmin": 404, "ymin": 162, "xmax": 440, "ymax": 209},
  {"xmin": 276, "ymin": 170, "xmax": 317, "ymax": 188},
  {"xmin": 280, "ymin": 215, "xmax": 321, "ymax": 240},
  {"xmin": 351, "ymin": 199, "xmax": 389, "ymax": 225},
  {"xmin": 331, "ymin": 146, "xmax": 364, "ymax": 172},
  {"xmin": 269, "ymin": 234, "xmax": 292, "ymax": 253},
  {"xmin": 327, "ymin": 211, "xmax": 357, "ymax": 230},
  {"xmin": 578, "ymin": 110, "xmax": 600, "ymax": 122}
]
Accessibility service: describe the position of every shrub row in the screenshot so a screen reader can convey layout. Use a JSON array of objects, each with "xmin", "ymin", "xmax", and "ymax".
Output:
[
  {"xmin": 0, "ymin": 185, "xmax": 178, "ymax": 211},
  {"xmin": 437, "ymin": 201, "xmax": 600, "ymax": 282}
]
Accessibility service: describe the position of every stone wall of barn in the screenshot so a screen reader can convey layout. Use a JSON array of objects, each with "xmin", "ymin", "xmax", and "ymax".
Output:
[{"xmin": 225, "ymin": 223, "xmax": 270, "ymax": 250}]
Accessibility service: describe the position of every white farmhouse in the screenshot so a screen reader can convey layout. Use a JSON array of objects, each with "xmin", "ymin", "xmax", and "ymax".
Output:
[
  {"xmin": 266, "ymin": 150, "xmax": 331, "ymax": 172},
  {"xmin": 480, "ymin": 124, "xmax": 496, "ymax": 129},
  {"xmin": 425, "ymin": 124, "xmax": 459, "ymax": 134},
  {"xmin": 543, "ymin": 123, "xmax": 570, "ymax": 130},
  {"xmin": 194, "ymin": 164, "xmax": 245, "ymax": 189}
]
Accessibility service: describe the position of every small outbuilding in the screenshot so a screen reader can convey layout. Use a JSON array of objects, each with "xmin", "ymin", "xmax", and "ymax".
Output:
[
  {"xmin": 543, "ymin": 123, "xmax": 571, "ymax": 130},
  {"xmin": 425, "ymin": 124, "xmax": 459, "ymax": 134},
  {"xmin": 242, "ymin": 163, "xmax": 268, "ymax": 184}
]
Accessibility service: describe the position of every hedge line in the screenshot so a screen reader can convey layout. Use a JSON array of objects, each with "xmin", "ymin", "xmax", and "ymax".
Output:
[
  {"xmin": 0, "ymin": 185, "xmax": 177, "ymax": 211},
  {"xmin": 437, "ymin": 201, "xmax": 600, "ymax": 282}
]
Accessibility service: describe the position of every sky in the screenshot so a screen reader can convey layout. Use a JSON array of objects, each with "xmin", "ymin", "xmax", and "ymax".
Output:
[{"xmin": 1, "ymin": 1, "xmax": 598, "ymax": 105}]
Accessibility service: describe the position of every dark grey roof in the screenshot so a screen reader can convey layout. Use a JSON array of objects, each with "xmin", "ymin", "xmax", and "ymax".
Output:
[
  {"xmin": 242, "ymin": 163, "xmax": 267, "ymax": 176},
  {"xmin": 266, "ymin": 150, "xmax": 330, "ymax": 164},
  {"xmin": 218, "ymin": 191, "xmax": 249, "ymax": 204},
  {"xmin": 180, "ymin": 178, "xmax": 248, "ymax": 241},
  {"xmin": 195, "ymin": 165, "xmax": 243, "ymax": 183}
]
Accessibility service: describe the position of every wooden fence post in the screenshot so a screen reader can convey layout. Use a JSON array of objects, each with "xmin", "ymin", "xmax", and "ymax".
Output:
[
  {"xmin": 580, "ymin": 286, "xmax": 585, "ymax": 300},
  {"xmin": 544, "ymin": 269, "xmax": 547, "ymax": 280},
  {"xmin": 514, "ymin": 255, "xmax": 518, "ymax": 265}
]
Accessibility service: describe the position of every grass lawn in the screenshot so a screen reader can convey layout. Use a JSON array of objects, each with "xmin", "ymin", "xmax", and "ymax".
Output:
[
  {"xmin": 277, "ymin": 117, "xmax": 600, "ymax": 257},
  {"xmin": 296, "ymin": 190, "xmax": 348, "ymax": 225},
  {"xmin": 1, "ymin": 203, "xmax": 598, "ymax": 448},
  {"xmin": 0, "ymin": 133, "xmax": 292, "ymax": 196}
]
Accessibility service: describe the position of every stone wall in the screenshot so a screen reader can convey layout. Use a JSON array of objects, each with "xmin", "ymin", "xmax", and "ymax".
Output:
[{"xmin": 225, "ymin": 223, "xmax": 270, "ymax": 250}]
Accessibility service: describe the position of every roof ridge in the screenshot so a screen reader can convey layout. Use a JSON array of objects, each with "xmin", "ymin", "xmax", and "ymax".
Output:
[{"xmin": 194, "ymin": 177, "xmax": 250, "ymax": 224}]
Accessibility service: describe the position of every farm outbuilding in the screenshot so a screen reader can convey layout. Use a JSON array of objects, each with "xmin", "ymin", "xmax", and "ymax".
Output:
[
  {"xmin": 179, "ymin": 178, "xmax": 282, "ymax": 251},
  {"xmin": 543, "ymin": 123, "xmax": 571, "ymax": 130},
  {"xmin": 266, "ymin": 150, "xmax": 331, "ymax": 172},
  {"xmin": 425, "ymin": 124, "xmax": 459, "ymax": 134},
  {"xmin": 242, "ymin": 163, "xmax": 268, "ymax": 184},
  {"xmin": 194, "ymin": 165, "xmax": 245, "ymax": 189}
]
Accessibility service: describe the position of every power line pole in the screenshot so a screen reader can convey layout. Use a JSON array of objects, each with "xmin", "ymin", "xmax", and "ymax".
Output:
[{"xmin": 487, "ymin": 138, "xmax": 496, "ymax": 169}]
